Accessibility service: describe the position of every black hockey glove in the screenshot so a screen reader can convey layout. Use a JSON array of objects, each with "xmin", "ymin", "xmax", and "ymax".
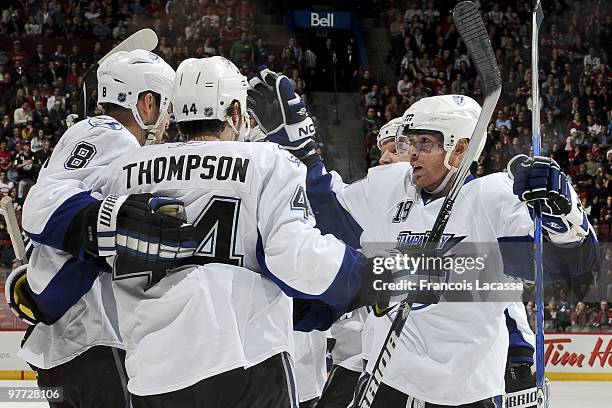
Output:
[
  {"xmin": 64, "ymin": 193, "xmax": 197, "ymax": 270},
  {"xmin": 508, "ymin": 154, "xmax": 589, "ymax": 243},
  {"xmin": 247, "ymin": 66, "xmax": 318, "ymax": 164},
  {"xmin": 350, "ymin": 245, "xmax": 445, "ymax": 316}
]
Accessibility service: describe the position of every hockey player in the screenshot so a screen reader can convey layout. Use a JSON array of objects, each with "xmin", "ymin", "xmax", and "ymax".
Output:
[
  {"xmin": 92, "ymin": 56, "xmax": 407, "ymax": 408},
  {"xmin": 376, "ymin": 117, "xmax": 540, "ymax": 403},
  {"xmin": 249, "ymin": 73, "xmax": 598, "ymax": 407},
  {"xmin": 14, "ymin": 50, "xmax": 194, "ymax": 407}
]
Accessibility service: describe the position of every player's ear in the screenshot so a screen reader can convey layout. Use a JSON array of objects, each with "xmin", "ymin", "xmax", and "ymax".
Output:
[
  {"xmin": 449, "ymin": 139, "xmax": 469, "ymax": 167},
  {"xmin": 145, "ymin": 92, "xmax": 158, "ymax": 115}
]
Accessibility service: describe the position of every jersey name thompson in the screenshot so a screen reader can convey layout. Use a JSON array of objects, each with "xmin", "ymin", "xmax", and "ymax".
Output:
[{"xmin": 122, "ymin": 154, "xmax": 250, "ymax": 188}]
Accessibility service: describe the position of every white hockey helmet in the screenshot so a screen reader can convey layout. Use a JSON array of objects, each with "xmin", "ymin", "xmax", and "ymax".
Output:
[
  {"xmin": 377, "ymin": 117, "xmax": 403, "ymax": 150},
  {"xmin": 397, "ymin": 95, "xmax": 486, "ymax": 169},
  {"xmin": 173, "ymin": 56, "xmax": 250, "ymax": 138},
  {"xmin": 97, "ymin": 50, "xmax": 175, "ymax": 137}
]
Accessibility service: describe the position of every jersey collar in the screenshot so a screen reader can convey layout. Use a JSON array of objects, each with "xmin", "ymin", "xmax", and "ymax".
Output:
[{"xmin": 420, "ymin": 174, "xmax": 476, "ymax": 205}]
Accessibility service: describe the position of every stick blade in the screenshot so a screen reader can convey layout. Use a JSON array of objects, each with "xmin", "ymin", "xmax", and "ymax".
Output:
[
  {"xmin": 0, "ymin": 196, "xmax": 27, "ymax": 265},
  {"xmin": 80, "ymin": 29, "xmax": 159, "ymax": 118},
  {"xmin": 534, "ymin": 0, "xmax": 544, "ymax": 25},
  {"xmin": 99, "ymin": 28, "xmax": 159, "ymax": 64},
  {"xmin": 453, "ymin": 1, "xmax": 502, "ymax": 93}
]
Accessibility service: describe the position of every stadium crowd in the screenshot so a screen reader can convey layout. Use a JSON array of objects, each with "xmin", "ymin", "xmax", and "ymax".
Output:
[{"xmin": 0, "ymin": 0, "xmax": 609, "ymax": 331}]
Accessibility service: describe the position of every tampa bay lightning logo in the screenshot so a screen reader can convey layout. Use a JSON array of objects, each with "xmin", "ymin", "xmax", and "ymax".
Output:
[
  {"xmin": 88, "ymin": 117, "xmax": 124, "ymax": 131},
  {"xmin": 452, "ymin": 95, "xmax": 465, "ymax": 106},
  {"xmin": 396, "ymin": 231, "xmax": 465, "ymax": 251}
]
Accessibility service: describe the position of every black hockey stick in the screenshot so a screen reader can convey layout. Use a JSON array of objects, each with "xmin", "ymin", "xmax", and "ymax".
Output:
[
  {"xmin": 356, "ymin": 2, "xmax": 502, "ymax": 406},
  {"xmin": 80, "ymin": 29, "xmax": 158, "ymax": 118}
]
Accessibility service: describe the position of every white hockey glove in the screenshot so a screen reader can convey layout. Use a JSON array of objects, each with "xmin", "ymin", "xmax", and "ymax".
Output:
[
  {"xmin": 247, "ymin": 66, "xmax": 317, "ymax": 163},
  {"xmin": 65, "ymin": 194, "xmax": 197, "ymax": 270},
  {"xmin": 508, "ymin": 154, "xmax": 589, "ymax": 244}
]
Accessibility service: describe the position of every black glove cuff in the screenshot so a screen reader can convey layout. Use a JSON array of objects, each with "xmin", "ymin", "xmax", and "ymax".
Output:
[
  {"xmin": 64, "ymin": 201, "xmax": 101, "ymax": 259},
  {"xmin": 347, "ymin": 258, "xmax": 389, "ymax": 312},
  {"xmin": 507, "ymin": 346, "xmax": 535, "ymax": 363},
  {"xmin": 301, "ymin": 152, "xmax": 321, "ymax": 167}
]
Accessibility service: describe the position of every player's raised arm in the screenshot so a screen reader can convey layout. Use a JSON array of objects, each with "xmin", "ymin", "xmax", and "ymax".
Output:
[
  {"xmin": 504, "ymin": 155, "xmax": 599, "ymax": 293},
  {"xmin": 247, "ymin": 67, "xmax": 371, "ymax": 247},
  {"xmin": 253, "ymin": 144, "xmax": 383, "ymax": 312}
]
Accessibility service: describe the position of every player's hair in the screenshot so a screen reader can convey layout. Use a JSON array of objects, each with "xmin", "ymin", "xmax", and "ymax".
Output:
[
  {"xmin": 100, "ymin": 90, "xmax": 161, "ymax": 116},
  {"xmin": 176, "ymin": 100, "xmax": 241, "ymax": 140}
]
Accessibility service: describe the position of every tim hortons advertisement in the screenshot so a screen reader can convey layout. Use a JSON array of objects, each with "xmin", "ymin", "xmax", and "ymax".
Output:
[{"xmin": 544, "ymin": 333, "xmax": 612, "ymax": 380}]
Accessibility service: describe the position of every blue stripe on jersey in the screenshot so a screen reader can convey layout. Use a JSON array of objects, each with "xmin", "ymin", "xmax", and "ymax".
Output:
[
  {"xmin": 256, "ymin": 231, "xmax": 366, "ymax": 310},
  {"xmin": 26, "ymin": 256, "xmax": 109, "ymax": 324},
  {"xmin": 498, "ymin": 231, "xmax": 599, "ymax": 282},
  {"xmin": 305, "ymin": 161, "xmax": 363, "ymax": 249},
  {"xmin": 504, "ymin": 309, "xmax": 534, "ymax": 365},
  {"xmin": 25, "ymin": 191, "xmax": 98, "ymax": 251},
  {"xmin": 293, "ymin": 298, "xmax": 344, "ymax": 332}
]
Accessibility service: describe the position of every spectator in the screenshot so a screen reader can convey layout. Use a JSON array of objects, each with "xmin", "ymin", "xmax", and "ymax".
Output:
[
  {"xmin": 544, "ymin": 298, "xmax": 561, "ymax": 331},
  {"xmin": 34, "ymin": 140, "xmax": 52, "ymax": 167},
  {"xmin": 364, "ymin": 84, "xmax": 380, "ymax": 107},
  {"xmin": 570, "ymin": 302, "xmax": 592, "ymax": 331},
  {"xmin": 13, "ymin": 102, "xmax": 33, "ymax": 126},
  {"xmin": 525, "ymin": 300, "xmax": 536, "ymax": 332},
  {"xmin": 31, "ymin": 44, "xmax": 47, "ymax": 66},
  {"xmin": 362, "ymin": 106, "xmax": 381, "ymax": 152},
  {"xmin": 0, "ymin": 171, "xmax": 14, "ymax": 197},
  {"xmin": 202, "ymin": 5, "xmax": 220, "ymax": 29},
  {"xmin": 158, "ymin": 36, "xmax": 173, "ymax": 61},
  {"xmin": 12, "ymin": 142, "xmax": 36, "ymax": 199},
  {"xmin": 0, "ymin": 140, "xmax": 13, "ymax": 172},
  {"xmin": 203, "ymin": 38, "xmax": 216, "ymax": 57},
  {"xmin": 253, "ymin": 38, "xmax": 268, "ymax": 66},
  {"xmin": 220, "ymin": 17, "xmax": 239, "ymax": 42},
  {"xmin": 265, "ymin": 53, "xmax": 281, "ymax": 73},
  {"xmin": 592, "ymin": 301, "xmax": 611, "ymax": 329},
  {"xmin": 231, "ymin": 32, "xmax": 252, "ymax": 64},
  {"xmin": 29, "ymin": 128, "xmax": 44, "ymax": 153},
  {"xmin": 46, "ymin": 88, "xmax": 64, "ymax": 112},
  {"xmin": 359, "ymin": 70, "xmax": 376, "ymax": 94}
]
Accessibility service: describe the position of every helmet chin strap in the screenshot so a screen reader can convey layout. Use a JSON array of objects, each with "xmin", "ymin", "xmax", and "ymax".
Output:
[
  {"xmin": 423, "ymin": 149, "xmax": 457, "ymax": 195},
  {"xmin": 424, "ymin": 166, "xmax": 457, "ymax": 195},
  {"xmin": 227, "ymin": 113, "xmax": 251, "ymax": 141},
  {"xmin": 130, "ymin": 104, "xmax": 167, "ymax": 146}
]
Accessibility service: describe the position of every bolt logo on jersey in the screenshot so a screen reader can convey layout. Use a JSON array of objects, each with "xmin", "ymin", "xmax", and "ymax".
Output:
[{"xmin": 88, "ymin": 117, "xmax": 124, "ymax": 131}]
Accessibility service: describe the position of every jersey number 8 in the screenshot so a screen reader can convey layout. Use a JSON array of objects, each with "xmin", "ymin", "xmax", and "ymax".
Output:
[{"xmin": 64, "ymin": 142, "xmax": 97, "ymax": 170}]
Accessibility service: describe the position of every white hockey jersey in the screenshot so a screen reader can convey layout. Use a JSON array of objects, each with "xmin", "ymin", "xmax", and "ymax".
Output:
[
  {"xmin": 308, "ymin": 160, "xmax": 595, "ymax": 405},
  {"xmin": 330, "ymin": 308, "xmax": 369, "ymax": 372},
  {"xmin": 95, "ymin": 141, "xmax": 368, "ymax": 395},
  {"xmin": 293, "ymin": 330, "xmax": 328, "ymax": 402},
  {"xmin": 19, "ymin": 116, "xmax": 137, "ymax": 368}
]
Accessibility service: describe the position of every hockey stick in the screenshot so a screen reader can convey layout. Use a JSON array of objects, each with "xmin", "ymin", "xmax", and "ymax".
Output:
[
  {"xmin": 80, "ymin": 29, "xmax": 159, "ymax": 118},
  {"xmin": 0, "ymin": 196, "xmax": 27, "ymax": 266},
  {"xmin": 531, "ymin": 2, "xmax": 548, "ymax": 407},
  {"xmin": 356, "ymin": 2, "xmax": 501, "ymax": 406}
]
